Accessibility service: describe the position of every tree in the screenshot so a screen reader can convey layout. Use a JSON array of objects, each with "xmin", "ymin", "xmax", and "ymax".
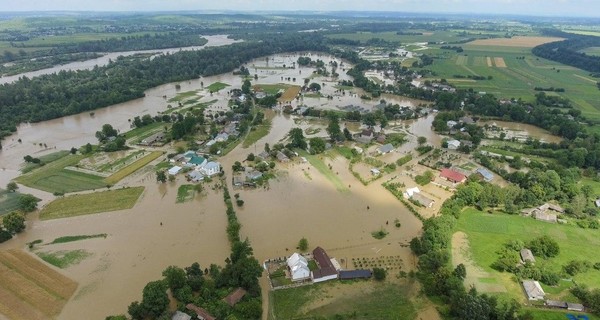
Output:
[
  {"xmin": 309, "ymin": 137, "xmax": 326, "ymax": 154},
  {"xmin": 18, "ymin": 194, "xmax": 39, "ymax": 212},
  {"xmin": 84, "ymin": 143, "xmax": 93, "ymax": 154},
  {"xmin": 343, "ymin": 128, "xmax": 353, "ymax": 141},
  {"xmin": 309, "ymin": 82, "xmax": 321, "ymax": 91},
  {"xmin": 417, "ymin": 136, "xmax": 427, "ymax": 145},
  {"xmin": 162, "ymin": 266, "xmax": 187, "ymax": 290},
  {"xmin": 127, "ymin": 301, "xmax": 144, "ymax": 320},
  {"xmin": 141, "ymin": 281, "xmax": 169, "ymax": 318},
  {"xmin": 453, "ymin": 263, "xmax": 467, "ymax": 279},
  {"xmin": 529, "ymin": 235, "xmax": 559, "ymax": 258},
  {"xmin": 6, "ymin": 181, "xmax": 18, "ymax": 192},
  {"xmin": 326, "ymin": 115, "xmax": 343, "ymax": 141},
  {"xmin": 232, "ymin": 161, "xmax": 244, "ymax": 172},
  {"xmin": 156, "ymin": 171, "xmax": 167, "ymax": 183},
  {"xmin": 373, "ymin": 267, "xmax": 387, "ymax": 281},
  {"xmin": 242, "ymin": 79, "xmax": 252, "ymax": 95},
  {"xmin": 288, "ymin": 128, "xmax": 307, "ymax": 150},
  {"xmin": 298, "ymin": 237, "xmax": 308, "ymax": 252},
  {"xmin": 70, "ymin": 147, "xmax": 78, "ymax": 154},
  {"xmin": 3, "ymin": 212, "xmax": 25, "ymax": 234}
]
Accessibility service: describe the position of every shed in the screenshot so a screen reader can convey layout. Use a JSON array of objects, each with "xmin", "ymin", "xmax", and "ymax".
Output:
[
  {"xmin": 567, "ymin": 302, "xmax": 585, "ymax": 312},
  {"xmin": 520, "ymin": 248, "xmax": 535, "ymax": 263},
  {"xmin": 412, "ymin": 192, "xmax": 435, "ymax": 208},
  {"xmin": 223, "ymin": 288, "xmax": 247, "ymax": 307},
  {"xmin": 172, "ymin": 311, "xmax": 192, "ymax": 320},
  {"xmin": 545, "ymin": 300, "xmax": 567, "ymax": 309},
  {"xmin": 476, "ymin": 168, "xmax": 494, "ymax": 182},
  {"xmin": 378, "ymin": 143, "xmax": 394, "ymax": 154},
  {"xmin": 522, "ymin": 280, "xmax": 545, "ymax": 300},
  {"xmin": 186, "ymin": 304, "xmax": 215, "ymax": 320},
  {"xmin": 534, "ymin": 211, "xmax": 558, "ymax": 223},
  {"xmin": 339, "ymin": 269, "xmax": 372, "ymax": 280},
  {"xmin": 370, "ymin": 168, "xmax": 381, "ymax": 175},
  {"xmin": 168, "ymin": 166, "xmax": 182, "ymax": 175},
  {"xmin": 276, "ymin": 151, "xmax": 290, "ymax": 162},
  {"xmin": 188, "ymin": 170, "xmax": 205, "ymax": 182}
]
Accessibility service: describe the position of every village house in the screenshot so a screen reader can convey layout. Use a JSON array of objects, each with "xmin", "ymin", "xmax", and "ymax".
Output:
[
  {"xmin": 139, "ymin": 132, "xmax": 165, "ymax": 146},
  {"xmin": 199, "ymin": 161, "xmax": 221, "ymax": 177},
  {"xmin": 476, "ymin": 168, "xmax": 494, "ymax": 182},
  {"xmin": 356, "ymin": 128, "xmax": 374, "ymax": 144},
  {"xmin": 311, "ymin": 247, "xmax": 339, "ymax": 283},
  {"xmin": 376, "ymin": 134, "xmax": 386, "ymax": 144},
  {"xmin": 186, "ymin": 304, "xmax": 215, "ymax": 320},
  {"xmin": 187, "ymin": 170, "xmax": 204, "ymax": 183},
  {"xmin": 459, "ymin": 116, "xmax": 475, "ymax": 125},
  {"xmin": 447, "ymin": 139, "xmax": 461, "ymax": 150},
  {"xmin": 223, "ymin": 288, "xmax": 247, "ymax": 307},
  {"xmin": 172, "ymin": 311, "xmax": 192, "ymax": 320},
  {"xmin": 256, "ymin": 151, "xmax": 271, "ymax": 161},
  {"xmin": 520, "ymin": 248, "xmax": 535, "ymax": 264},
  {"xmin": 245, "ymin": 170, "xmax": 263, "ymax": 181},
  {"xmin": 287, "ymin": 253, "xmax": 311, "ymax": 282},
  {"xmin": 412, "ymin": 192, "xmax": 435, "ymax": 208},
  {"xmin": 276, "ymin": 151, "xmax": 290, "ymax": 162},
  {"xmin": 447, "ymin": 120, "xmax": 458, "ymax": 129},
  {"xmin": 440, "ymin": 168, "xmax": 467, "ymax": 184},
  {"xmin": 378, "ymin": 143, "xmax": 394, "ymax": 155},
  {"xmin": 522, "ymin": 280, "xmax": 545, "ymax": 300}
]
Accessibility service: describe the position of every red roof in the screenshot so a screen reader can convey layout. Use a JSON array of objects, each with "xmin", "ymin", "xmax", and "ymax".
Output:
[
  {"xmin": 223, "ymin": 287, "xmax": 247, "ymax": 307},
  {"xmin": 312, "ymin": 247, "xmax": 338, "ymax": 278},
  {"xmin": 186, "ymin": 304, "xmax": 216, "ymax": 320},
  {"xmin": 440, "ymin": 168, "xmax": 466, "ymax": 183}
]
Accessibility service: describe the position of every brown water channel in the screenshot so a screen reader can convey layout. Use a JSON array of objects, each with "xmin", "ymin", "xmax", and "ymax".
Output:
[{"xmin": 0, "ymin": 52, "xmax": 426, "ymax": 319}]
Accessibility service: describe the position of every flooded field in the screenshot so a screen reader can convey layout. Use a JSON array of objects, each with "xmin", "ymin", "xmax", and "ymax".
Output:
[
  {"xmin": 0, "ymin": 50, "xmax": 431, "ymax": 319},
  {"xmin": 480, "ymin": 120, "xmax": 563, "ymax": 143}
]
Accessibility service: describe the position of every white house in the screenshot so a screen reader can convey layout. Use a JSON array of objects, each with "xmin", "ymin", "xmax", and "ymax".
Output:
[
  {"xmin": 200, "ymin": 162, "xmax": 221, "ymax": 177},
  {"xmin": 168, "ymin": 166, "xmax": 182, "ymax": 175},
  {"xmin": 447, "ymin": 120, "xmax": 458, "ymax": 129},
  {"xmin": 404, "ymin": 187, "xmax": 420, "ymax": 198},
  {"xmin": 287, "ymin": 253, "xmax": 310, "ymax": 281},
  {"xmin": 447, "ymin": 139, "xmax": 461, "ymax": 150}
]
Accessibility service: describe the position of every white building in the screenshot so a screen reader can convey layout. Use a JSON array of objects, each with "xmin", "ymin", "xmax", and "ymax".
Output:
[
  {"xmin": 168, "ymin": 166, "xmax": 182, "ymax": 175},
  {"xmin": 200, "ymin": 162, "xmax": 221, "ymax": 177},
  {"xmin": 447, "ymin": 120, "xmax": 458, "ymax": 129},
  {"xmin": 287, "ymin": 253, "xmax": 310, "ymax": 281},
  {"xmin": 447, "ymin": 139, "xmax": 461, "ymax": 150},
  {"xmin": 404, "ymin": 187, "xmax": 420, "ymax": 198},
  {"xmin": 523, "ymin": 280, "xmax": 545, "ymax": 300}
]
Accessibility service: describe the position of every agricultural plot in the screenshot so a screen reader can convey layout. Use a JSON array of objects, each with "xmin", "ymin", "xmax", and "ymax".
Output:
[
  {"xmin": 455, "ymin": 209, "xmax": 600, "ymax": 301},
  {"xmin": 123, "ymin": 122, "xmax": 166, "ymax": 144},
  {"xmin": 39, "ymin": 187, "xmax": 144, "ymax": 220},
  {"xmin": 277, "ymin": 85, "xmax": 302, "ymax": 103},
  {"xmin": 21, "ymin": 150, "xmax": 70, "ymax": 173},
  {"xmin": 104, "ymin": 151, "xmax": 163, "ymax": 185},
  {"xmin": 176, "ymin": 185, "xmax": 196, "ymax": 203},
  {"xmin": 466, "ymin": 36, "xmax": 564, "ymax": 48},
  {"xmin": 0, "ymin": 189, "xmax": 22, "ymax": 215},
  {"xmin": 326, "ymin": 30, "xmax": 475, "ymax": 44},
  {"xmin": 0, "ymin": 249, "xmax": 77, "ymax": 320},
  {"xmin": 15, "ymin": 155, "xmax": 107, "ymax": 194},
  {"xmin": 206, "ymin": 82, "xmax": 230, "ymax": 92}
]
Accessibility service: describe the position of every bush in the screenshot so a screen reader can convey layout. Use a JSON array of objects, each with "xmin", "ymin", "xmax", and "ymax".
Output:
[
  {"xmin": 564, "ymin": 260, "xmax": 592, "ymax": 276},
  {"xmin": 529, "ymin": 235, "xmax": 559, "ymax": 258},
  {"xmin": 373, "ymin": 267, "xmax": 387, "ymax": 281},
  {"xmin": 298, "ymin": 237, "xmax": 308, "ymax": 252}
]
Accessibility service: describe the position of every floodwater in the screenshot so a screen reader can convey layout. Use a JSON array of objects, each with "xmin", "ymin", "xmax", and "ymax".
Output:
[
  {"xmin": 479, "ymin": 120, "xmax": 562, "ymax": 143},
  {"xmin": 0, "ymin": 51, "xmax": 426, "ymax": 319},
  {"xmin": 0, "ymin": 35, "xmax": 239, "ymax": 85}
]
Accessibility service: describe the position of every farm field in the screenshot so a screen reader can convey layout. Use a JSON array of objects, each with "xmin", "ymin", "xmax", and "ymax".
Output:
[
  {"xmin": 455, "ymin": 209, "xmax": 600, "ymax": 302},
  {"xmin": 104, "ymin": 151, "xmax": 163, "ymax": 185},
  {"xmin": 466, "ymin": 36, "xmax": 564, "ymax": 47},
  {"xmin": 0, "ymin": 249, "xmax": 77, "ymax": 320},
  {"xmin": 206, "ymin": 81, "xmax": 230, "ymax": 92},
  {"xmin": 39, "ymin": 187, "xmax": 144, "ymax": 220},
  {"xmin": 123, "ymin": 122, "xmax": 167, "ymax": 143},
  {"xmin": 326, "ymin": 30, "xmax": 480, "ymax": 44},
  {"xmin": 269, "ymin": 281, "xmax": 418, "ymax": 320},
  {"xmin": 15, "ymin": 154, "xmax": 107, "ymax": 194},
  {"xmin": 254, "ymin": 83, "xmax": 290, "ymax": 95},
  {"xmin": 425, "ymin": 44, "xmax": 600, "ymax": 120},
  {"xmin": 21, "ymin": 150, "xmax": 71, "ymax": 174},
  {"xmin": 277, "ymin": 85, "xmax": 302, "ymax": 103},
  {"xmin": 0, "ymin": 189, "xmax": 22, "ymax": 215}
]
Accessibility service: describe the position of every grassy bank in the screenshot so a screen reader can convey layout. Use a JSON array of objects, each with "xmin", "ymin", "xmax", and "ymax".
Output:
[{"xmin": 39, "ymin": 187, "xmax": 144, "ymax": 220}]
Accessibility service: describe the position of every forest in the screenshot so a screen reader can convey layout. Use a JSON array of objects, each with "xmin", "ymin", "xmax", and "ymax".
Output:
[
  {"xmin": 532, "ymin": 29, "xmax": 600, "ymax": 73},
  {"xmin": 0, "ymin": 33, "xmax": 328, "ymax": 142}
]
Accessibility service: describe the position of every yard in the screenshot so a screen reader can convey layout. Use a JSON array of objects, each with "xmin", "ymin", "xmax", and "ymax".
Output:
[
  {"xmin": 269, "ymin": 281, "xmax": 418, "ymax": 320},
  {"xmin": 455, "ymin": 209, "xmax": 600, "ymax": 302},
  {"xmin": 39, "ymin": 187, "xmax": 144, "ymax": 220}
]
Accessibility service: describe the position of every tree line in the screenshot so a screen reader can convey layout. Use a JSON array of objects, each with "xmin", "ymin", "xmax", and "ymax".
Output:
[{"xmin": 532, "ymin": 29, "xmax": 600, "ymax": 73}]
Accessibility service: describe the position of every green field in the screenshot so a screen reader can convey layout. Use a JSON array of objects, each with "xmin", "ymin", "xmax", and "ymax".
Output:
[
  {"xmin": 176, "ymin": 185, "xmax": 195, "ymax": 203},
  {"xmin": 580, "ymin": 47, "xmax": 600, "ymax": 57},
  {"xmin": 167, "ymin": 90, "xmax": 201, "ymax": 102},
  {"xmin": 0, "ymin": 189, "xmax": 21, "ymax": 215},
  {"xmin": 21, "ymin": 150, "xmax": 71, "ymax": 173},
  {"xmin": 16, "ymin": 154, "xmax": 107, "ymax": 193},
  {"xmin": 206, "ymin": 82, "xmax": 230, "ymax": 92},
  {"xmin": 39, "ymin": 187, "xmax": 144, "ymax": 220},
  {"xmin": 255, "ymin": 84, "xmax": 290, "ymax": 95},
  {"xmin": 298, "ymin": 150, "xmax": 349, "ymax": 193},
  {"xmin": 456, "ymin": 209, "xmax": 600, "ymax": 301},
  {"xmin": 36, "ymin": 250, "xmax": 92, "ymax": 269},
  {"xmin": 243, "ymin": 121, "xmax": 272, "ymax": 148},
  {"xmin": 123, "ymin": 122, "xmax": 167, "ymax": 143},
  {"xmin": 424, "ymin": 44, "xmax": 600, "ymax": 120},
  {"xmin": 269, "ymin": 282, "xmax": 417, "ymax": 320},
  {"xmin": 49, "ymin": 234, "xmax": 107, "ymax": 244}
]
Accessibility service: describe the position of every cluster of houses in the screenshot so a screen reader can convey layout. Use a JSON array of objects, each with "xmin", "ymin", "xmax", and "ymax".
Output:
[
  {"xmin": 168, "ymin": 150, "xmax": 221, "ymax": 182},
  {"xmin": 286, "ymin": 247, "xmax": 372, "ymax": 285},
  {"xmin": 521, "ymin": 203, "xmax": 565, "ymax": 223},
  {"xmin": 172, "ymin": 288, "xmax": 247, "ymax": 320}
]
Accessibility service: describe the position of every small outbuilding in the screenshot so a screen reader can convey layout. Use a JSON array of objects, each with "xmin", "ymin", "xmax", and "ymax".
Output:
[
  {"xmin": 339, "ymin": 269, "xmax": 372, "ymax": 280},
  {"xmin": 186, "ymin": 304, "xmax": 215, "ymax": 320},
  {"xmin": 412, "ymin": 192, "xmax": 435, "ymax": 208},
  {"xmin": 172, "ymin": 311, "xmax": 192, "ymax": 320},
  {"xmin": 223, "ymin": 288, "xmax": 247, "ymax": 307},
  {"xmin": 567, "ymin": 302, "xmax": 585, "ymax": 312},
  {"xmin": 520, "ymin": 248, "xmax": 535, "ymax": 263},
  {"xmin": 168, "ymin": 166, "xmax": 182, "ymax": 175},
  {"xmin": 447, "ymin": 139, "xmax": 461, "ymax": 150},
  {"xmin": 378, "ymin": 143, "xmax": 394, "ymax": 154},
  {"xmin": 311, "ymin": 247, "xmax": 338, "ymax": 283},
  {"xmin": 522, "ymin": 280, "xmax": 545, "ymax": 300},
  {"xmin": 476, "ymin": 168, "xmax": 494, "ymax": 182}
]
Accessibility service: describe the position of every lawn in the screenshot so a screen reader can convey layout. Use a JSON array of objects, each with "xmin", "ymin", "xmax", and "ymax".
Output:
[
  {"xmin": 39, "ymin": 187, "xmax": 144, "ymax": 220},
  {"xmin": 206, "ymin": 82, "xmax": 230, "ymax": 92},
  {"xmin": 269, "ymin": 282, "xmax": 417, "ymax": 320},
  {"xmin": 16, "ymin": 154, "xmax": 107, "ymax": 193},
  {"xmin": 0, "ymin": 189, "xmax": 22, "ymax": 215},
  {"xmin": 297, "ymin": 150, "xmax": 349, "ymax": 193},
  {"xmin": 524, "ymin": 307, "xmax": 600, "ymax": 320},
  {"xmin": 456, "ymin": 209, "xmax": 600, "ymax": 299},
  {"xmin": 104, "ymin": 151, "xmax": 163, "ymax": 185}
]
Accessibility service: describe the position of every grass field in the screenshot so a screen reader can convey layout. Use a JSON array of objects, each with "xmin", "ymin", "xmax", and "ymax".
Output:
[
  {"xmin": 255, "ymin": 83, "xmax": 290, "ymax": 95},
  {"xmin": 21, "ymin": 150, "xmax": 71, "ymax": 173},
  {"xmin": 16, "ymin": 154, "xmax": 107, "ymax": 193},
  {"xmin": 298, "ymin": 150, "xmax": 349, "ymax": 193},
  {"xmin": 456, "ymin": 209, "xmax": 600, "ymax": 301},
  {"xmin": 104, "ymin": 151, "xmax": 163, "ymax": 185},
  {"xmin": 269, "ymin": 281, "xmax": 417, "ymax": 320},
  {"xmin": 525, "ymin": 307, "xmax": 600, "ymax": 320},
  {"xmin": 466, "ymin": 36, "xmax": 564, "ymax": 48},
  {"xmin": 0, "ymin": 189, "xmax": 22, "ymax": 215},
  {"xmin": 326, "ymin": 30, "xmax": 473, "ymax": 44},
  {"xmin": 0, "ymin": 249, "xmax": 77, "ymax": 320},
  {"xmin": 123, "ymin": 122, "xmax": 166, "ymax": 143},
  {"xmin": 425, "ymin": 44, "xmax": 600, "ymax": 120},
  {"xmin": 580, "ymin": 47, "xmax": 600, "ymax": 57},
  {"xmin": 243, "ymin": 120, "xmax": 272, "ymax": 148},
  {"xmin": 176, "ymin": 184, "xmax": 195, "ymax": 203},
  {"xmin": 39, "ymin": 187, "xmax": 144, "ymax": 220},
  {"xmin": 167, "ymin": 90, "xmax": 201, "ymax": 102},
  {"xmin": 36, "ymin": 250, "xmax": 91, "ymax": 269},
  {"xmin": 206, "ymin": 82, "xmax": 230, "ymax": 92}
]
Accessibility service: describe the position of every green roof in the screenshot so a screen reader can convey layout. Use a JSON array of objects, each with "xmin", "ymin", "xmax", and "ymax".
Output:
[{"xmin": 189, "ymin": 156, "xmax": 206, "ymax": 165}]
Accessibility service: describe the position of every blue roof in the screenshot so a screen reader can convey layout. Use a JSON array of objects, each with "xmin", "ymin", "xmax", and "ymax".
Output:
[
  {"xmin": 477, "ymin": 168, "xmax": 494, "ymax": 181},
  {"xmin": 339, "ymin": 269, "xmax": 372, "ymax": 280}
]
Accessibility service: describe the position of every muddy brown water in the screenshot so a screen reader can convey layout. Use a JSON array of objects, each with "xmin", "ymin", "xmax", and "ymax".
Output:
[
  {"xmin": 479, "ymin": 120, "xmax": 562, "ymax": 143},
  {"xmin": 0, "ymin": 52, "xmax": 426, "ymax": 319}
]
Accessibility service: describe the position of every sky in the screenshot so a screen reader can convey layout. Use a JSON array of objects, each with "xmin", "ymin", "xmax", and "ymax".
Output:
[{"xmin": 1, "ymin": 0, "xmax": 600, "ymax": 18}]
